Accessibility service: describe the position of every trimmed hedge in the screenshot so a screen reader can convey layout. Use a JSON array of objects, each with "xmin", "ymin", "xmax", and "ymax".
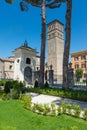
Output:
[{"xmin": 26, "ymin": 87, "xmax": 87, "ymax": 102}]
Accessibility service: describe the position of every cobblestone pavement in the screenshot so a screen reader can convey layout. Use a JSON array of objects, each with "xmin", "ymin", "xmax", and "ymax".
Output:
[{"xmin": 28, "ymin": 92, "xmax": 87, "ymax": 110}]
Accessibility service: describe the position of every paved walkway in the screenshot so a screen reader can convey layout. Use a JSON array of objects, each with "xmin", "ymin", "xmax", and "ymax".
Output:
[{"xmin": 28, "ymin": 92, "xmax": 87, "ymax": 110}]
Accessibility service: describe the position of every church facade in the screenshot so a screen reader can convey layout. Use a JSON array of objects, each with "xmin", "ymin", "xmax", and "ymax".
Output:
[
  {"xmin": 0, "ymin": 41, "xmax": 40, "ymax": 85},
  {"xmin": 0, "ymin": 19, "xmax": 64, "ymax": 84}
]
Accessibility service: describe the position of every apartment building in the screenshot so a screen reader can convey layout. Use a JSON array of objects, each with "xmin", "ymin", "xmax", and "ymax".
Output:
[{"xmin": 71, "ymin": 50, "xmax": 87, "ymax": 80}]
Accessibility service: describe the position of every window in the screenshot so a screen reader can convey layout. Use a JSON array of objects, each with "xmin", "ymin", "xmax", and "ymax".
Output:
[
  {"xmin": 26, "ymin": 58, "xmax": 31, "ymax": 64},
  {"xmin": 75, "ymin": 64, "xmax": 79, "ymax": 69},
  {"xmin": 81, "ymin": 54, "xmax": 86, "ymax": 60},
  {"xmin": 17, "ymin": 59, "xmax": 19, "ymax": 63},
  {"xmin": 74, "ymin": 56, "xmax": 79, "ymax": 61},
  {"xmin": 9, "ymin": 65, "xmax": 12, "ymax": 70},
  {"xmin": 81, "ymin": 62, "xmax": 86, "ymax": 68}
]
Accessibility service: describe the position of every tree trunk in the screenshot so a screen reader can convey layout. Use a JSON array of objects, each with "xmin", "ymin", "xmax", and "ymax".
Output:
[
  {"xmin": 39, "ymin": 0, "xmax": 46, "ymax": 87},
  {"xmin": 62, "ymin": 0, "xmax": 72, "ymax": 90}
]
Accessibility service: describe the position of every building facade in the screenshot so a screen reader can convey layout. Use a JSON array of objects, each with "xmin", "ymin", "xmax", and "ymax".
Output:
[
  {"xmin": 0, "ymin": 41, "xmax": 39, "ymax": 85},
  {"xmin": 47, "ymin": 19, "xmax": 64, "ymax": 83},
  {"xmin": 13, "ymin": 41, "xmax": 37, "ymax": 84},
  {"xmin": 0, "ymin": 57, "xmax": 14, "ymax": 80},
  {"xmin": 71, "ymin": 50, "xmax": 87, "ymax": 81}
]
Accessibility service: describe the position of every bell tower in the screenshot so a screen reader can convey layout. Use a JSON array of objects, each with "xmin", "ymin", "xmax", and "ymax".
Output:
[{"xmin": 47, "ymin": 19, "xmax": 64, "ymax": 83}]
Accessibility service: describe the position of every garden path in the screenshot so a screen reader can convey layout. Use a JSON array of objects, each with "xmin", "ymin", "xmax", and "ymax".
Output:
[{"xmin": 27, "ymin": 92, "xmax": 87, "ymax": 110}]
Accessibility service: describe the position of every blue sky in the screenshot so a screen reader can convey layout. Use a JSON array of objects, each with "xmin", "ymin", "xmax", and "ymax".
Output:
[{"xmin": 0, "ymin": 0, "xmax": 87, "ymax": 58}]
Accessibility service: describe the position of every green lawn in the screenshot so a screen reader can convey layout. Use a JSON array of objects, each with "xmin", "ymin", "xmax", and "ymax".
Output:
[{"xmin": 0, "ymin": 100, "xmax": 87, "ymax": 130}]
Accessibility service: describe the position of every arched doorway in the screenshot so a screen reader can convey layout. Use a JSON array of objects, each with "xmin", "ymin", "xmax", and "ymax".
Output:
[{"xmin": 24, "ymin": 66, "xmax": 32, "ymax": 84}]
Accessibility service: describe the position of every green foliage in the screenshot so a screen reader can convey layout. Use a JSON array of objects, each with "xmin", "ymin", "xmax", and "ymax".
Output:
[
  {"xmin": 66, "ymin": 103, "xmax": 72, "ymax": 115},
  {"xmin": 12, "ymin": 89, "xmax": 20, "ymax": 99},
  {"xmin": 19, "ymin": 81, "xmax": 26, "ymax": 93},
  {"xmin": 20, "ymin": 94, "xmax": 32, "ymax": 110},
  {"xmin": 27, "ymin": 87, "xmax": 87, "ymax": 102},
  {"xmin": 3, "ymin": 80, "xmax": 26, "ymax": 99},
  {"xmin": 75, "ymin": 68, "xmax": 83, "ymax": 81},
  {"xmin": 34, "ymin": 103, "xmax": 44, "ymax": 113},
  {"xmin": 61, "ymin": 102, "xmax": 67, "ymax": 114},
  {"xmin": 44, "ymin": 81, "xmax": 49, "ymax": 88},
  {"xmin": 1, "ymin": 93, "xmax": 10, "ymax": 100},
  {"xmin": 31, "ymin": 103, "xmax": 38, "ymax": 112},
  {"xmin": 73, "ymin": 105, "xmax": 81, "ymax": 118},
  {"xmin": 57, "ymin": 106, "xmax": 62, "ymax": 115},
  {"xmin": 83, "ymin": 108, "xmax": 87, "ymax": 120},
  {"xmin": 50, "ymin": 102, "xmax": 56, "ymax": 116},
  {"xmin": 4, "ymin": 80, "xmax": 12, "ymax": 93},
  {"xmin": 34, "ymin": 80, "xmax": 39, "ymax": 88},
  {"xmin": 0, "ymin": 80, "xmax": 6, "ymax": 86},
  {"xmin": 43, "ymin": 103, "xmax": 51, "ymax": 115}
]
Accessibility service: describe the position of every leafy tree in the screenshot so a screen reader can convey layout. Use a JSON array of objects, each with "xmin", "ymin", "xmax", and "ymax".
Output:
[
  {"xmin": 75, "ymin": 68, "xmax": 83, "ymax": 82},
  {"xmin": 4, "ymin": 80, "xmax": 12, "ymax": 93}
]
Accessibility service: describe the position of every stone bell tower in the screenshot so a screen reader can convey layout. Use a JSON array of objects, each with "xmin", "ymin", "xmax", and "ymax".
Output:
[{"xmin": 47, "ymin": 19, "xmax": 64, "ymax": 84}]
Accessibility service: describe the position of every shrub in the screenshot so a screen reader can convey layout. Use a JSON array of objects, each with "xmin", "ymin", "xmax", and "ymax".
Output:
[
  {"xmin": 12, "ymin": 89, "xmax": 20, "ymax": 99},
  {"xmin": 73, "ymin": 105, "xmax": 81, "ymax": 118},
  {"xmin": 83, "ymin": 108, "xmax": 87, "ymax": 120},
  {"xmin": 57, "ymin": 106, "xmax": 62, "ymax": 115},
  {"xmin": 44, "ymin": 81, "xmax": 49, "ymax": 88},
  {"xmin": 4, "ymin": 81, "xmax": 12, "ymax": 93},
  {"xmin": 31, "ymin": 103, "xmax": 38, "ymax": 112},
  {"xmin": 43, "ymin": 103, "xmax": 51, "ymax": 115},
  {"xmin": 20, "ymin": 94, "xmax": 32, "ymax": 110},
  {"xmin": 50, "ymin": 103, "xmax": 56, "ymax": 116},
  {"xmin": 34, "ymin": 80, "xmax": 39, "ymax": 88},
  {"xmin": 19, "ymin": 81, "xmax": 26, "ymax": 93},
  {"xmin": 26, "ymin": 87, "xmax": 87, "ymax": 102},
  {"xmin": 0, "ymin": 80, "xmax": 6, "ymax": 86},
  {"xmin": 12, "ymin": 80, "xmax": 20, "ymax": 91},
  {"xmin": 35, "ymin": 104, "xmax": 44, "ymax": 113},
  {"xmin": 66, "ymin": 104, "xmax": 72, "ymax": 115},
  {"xmin": 1, "ymin": 93, "xmax": 10, "ymax": 100},
  {"xmin": 61, "ymin": 102, "xmax": 67, "ymax": 114}
]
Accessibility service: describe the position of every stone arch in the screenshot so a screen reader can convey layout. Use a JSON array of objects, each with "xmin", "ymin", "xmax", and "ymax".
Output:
[{"xmin": 24, "ymin": 66, "xmax": 32, "ymax": 84}]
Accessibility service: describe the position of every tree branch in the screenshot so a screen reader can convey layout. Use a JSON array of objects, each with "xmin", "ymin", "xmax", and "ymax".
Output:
[
  {"xmin": 46, "ymin": 0, "xmax": 66, "ymax": 8},
  {"xmin": 23, "ymin": 0, "xmax": 42, "ymax": 8}
]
